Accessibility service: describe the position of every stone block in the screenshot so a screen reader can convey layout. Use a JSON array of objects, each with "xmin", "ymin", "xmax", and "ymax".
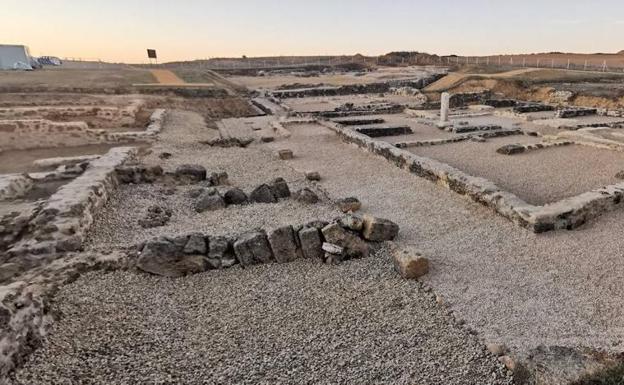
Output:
[
  {"xmin": 294, "ymin": 188, "xmax": 319, "ymax": 204},
  {"xmin": 175, "ymin": 164, "xmax": 207, "ymax": 181},
  {"xmin": 269, "ymin": 177, "xmax": 291, "ymax": 199},
  {"xmin": 268, "ymin": 225, "xmax": 299, "ymax": 263},
  {"xmin": 194, "ymin": 191, "xmax": 226, "ymax": 212},
  {"xmin": 277, "ymin": 149, "xmax": 294, "ymax": 160},
  {"xmin": 223, "ymin": 188, "xmax": 248, "ymax": 205},
  {"xmin": 337, "ymin": 197, "xmax": 361, "ymax": 213},
  {"xmin": 321, "ymin": 222, "xmax": 369, "ymax": 259},
  {"xmin": 362, "ymin": 215, "xmax": 399, "ymax": 242},
  {"xmin": 393, "ymin": 248, "xmax": 429, "ymax": 279},
  {"xmin": 233, "ymin": 231, "xmax": 273, "ymax": 266},
  {"xmin": 298, "ymin": 227, "xmax": 324, "ymax": 260},
  {"xmin": 249, "ymin": 184, "xmax": 277, "ymax": 203}
]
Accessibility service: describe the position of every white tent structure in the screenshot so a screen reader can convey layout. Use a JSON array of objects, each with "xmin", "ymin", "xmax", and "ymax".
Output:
[{"xmin": 0, "ymin": 44, "xmax": 34, "ymax": 70}]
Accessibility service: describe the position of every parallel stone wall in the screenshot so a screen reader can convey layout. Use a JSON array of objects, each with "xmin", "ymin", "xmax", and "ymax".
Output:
[
  {"xmin": 314, "ymin": 120, "xmax": 624, "ymax": 232},
  {"xmin": 4, "ymin": 147, "xmax": 137, "ymax": 265}
]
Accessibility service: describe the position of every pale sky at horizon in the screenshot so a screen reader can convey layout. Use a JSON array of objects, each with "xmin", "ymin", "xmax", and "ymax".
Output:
[{"xmin": 3, "ymin": 0, "xmax": 624, "ymax": 63}]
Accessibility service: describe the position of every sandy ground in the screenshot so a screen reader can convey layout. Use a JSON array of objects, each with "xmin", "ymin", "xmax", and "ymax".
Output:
[
  {"xmin": 150, "ymin": 69, "xmax": 186, "ymax": 84},
  {"xmin": 409, "ymin": 136, "xmax": 624, "ymax": 205},
  {"xmin": 0, "ymin": 68, "xmax": 155, "ymax": 89},
  {"xmin": 259, "ymin": 122, "xmax": 624, "ymax": 356}
]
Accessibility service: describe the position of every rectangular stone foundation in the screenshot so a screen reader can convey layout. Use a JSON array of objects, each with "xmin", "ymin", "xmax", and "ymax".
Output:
[
  {"xmin": 355, "ymin": 125, "xmax": 413, "ymax": 137},
  {"xmin": 316, "ymin": 120, "xmax": 624, "ymax": 233}
]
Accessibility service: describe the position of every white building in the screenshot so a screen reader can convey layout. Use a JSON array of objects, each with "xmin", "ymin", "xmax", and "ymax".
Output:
[{"xmin": 0, "ymin": 44, "xmax": 33, "ymax": 70}]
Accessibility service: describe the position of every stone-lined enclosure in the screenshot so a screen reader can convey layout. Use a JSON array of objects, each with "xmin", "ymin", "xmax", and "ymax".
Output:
[{"xmin": 0, "ymin": 108, "xmax": 166, "ymax": 151}]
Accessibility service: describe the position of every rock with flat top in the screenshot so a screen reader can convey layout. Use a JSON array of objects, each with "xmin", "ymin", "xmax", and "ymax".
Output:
[
  {"xmin": 175, "ymin": 164, "xmax": 206, "ymax": 181},
  {"xmin": 277, "ymin": 149, "xmax": 294, "ymax": 160},
  {"xmin": 362, "ymin": 215, "xmax": 399, "ymax": 241},
  {"xmin": 393, "ymin": 248, "xmax": 429, "ymax": 279}
]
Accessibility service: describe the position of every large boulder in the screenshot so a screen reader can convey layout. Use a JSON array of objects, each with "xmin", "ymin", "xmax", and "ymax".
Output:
[
  {"xmin": 233, "ymin": 231, "xmax": 274, "ymax": 266},
  {"xmin": 298, "ymin": 226, "xmax": 324, "ymax": 260},
  {"xmin": 175, "ymin": 164, "xmax": 207, "ymax": 181},
  {"xmin": 137, "ymin": 237, "xmax": 205, "ymax": 277},
  {"xmin": 268, "ymin": 225, "xmax": 299, "ymax": 263},
  {"xmin": 194, "ymin": 191, "xmax": 226, "ymax": 212},
  {"xmin": 249, "ymin": 184, "xmax": 277, "ymax": 204},
  {"xmin": 362, "ymin": 215, "xmax": 399, "ymax": 242},
  {"xmin": 269, "ymin": 178, "xmax": 291, "ymax": 199},
  {"xmin": 223, "ymin": 187, "xmax": 248, "ymax": 205},
  {"xmin": 207, "ymin": 236, "xmax": 237, "ymax": 269},
  {"xmin": 321, "ymin": 222, "xmax": 369, "ymax": 259}
]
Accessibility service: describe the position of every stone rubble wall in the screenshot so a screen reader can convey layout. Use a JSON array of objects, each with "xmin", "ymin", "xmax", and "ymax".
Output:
[
  {"xmin": 5, "ymin": 147, "xmax": 137, "ymax": 263},
  {"xmin": 496, "ymin": 141, "xmax": 574, "ymax": 155},
  {"xmin": 317, "ymin": 120, "xmax": 624, "ymax": 232},
  {"xmin": 0, "ymin": 100, "xmax": 143, "ymax": 127},
  {"xmin": 0, "ymin": 175, "xmax": 33, "ymax": 201},
  {"xmin": 0, "ymin": 250, "xmax": 131, "ymax": 379},
  {"xmin": 0, "ymin": 109, "xmax": 166, "ymax": 151}
]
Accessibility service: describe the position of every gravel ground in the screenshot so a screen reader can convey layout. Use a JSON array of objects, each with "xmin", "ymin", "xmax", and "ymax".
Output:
[
  {"xmin": 409, "ymin": 136, "xmax": 624, "ymax": 205},
  {"xmin": 265, "ymin": 122, "xmax": 624, "ymax": 354},
  {"xmin": 85, "ymin": 111, "xmax": 339, "ymax": 248},
  {"xmin": 8, "ymin": 255, "xmax": 512, "ymax": 385}
]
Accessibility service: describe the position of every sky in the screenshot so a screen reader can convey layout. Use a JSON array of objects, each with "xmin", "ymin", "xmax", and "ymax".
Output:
[{"xmin": 2, "ymin": 0, "xmax": 624, "ymax": 63}]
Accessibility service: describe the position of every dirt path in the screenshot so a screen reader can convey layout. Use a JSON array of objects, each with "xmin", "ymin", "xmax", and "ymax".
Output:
[{"xmin": 150, "ymin": 69, "xmax": 186, "ymax": 84}]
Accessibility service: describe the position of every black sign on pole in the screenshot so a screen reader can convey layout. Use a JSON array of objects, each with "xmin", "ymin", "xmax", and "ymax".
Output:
[{"xmin": 147, "ymin": 49, "xmax": 157, "ymax": 65}]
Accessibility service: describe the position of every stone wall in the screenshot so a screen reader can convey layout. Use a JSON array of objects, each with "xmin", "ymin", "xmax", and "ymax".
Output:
[
  {"xmin": 135, "ymin": 214, "xmax": 399, "ymax": 277},
  {"xmin": 0, "ymin": 109, "xmax": 166, "ymax": 151},
  {"xmin": 0, "ymin": 100, "xmax": 144, "ymax": 127},
  {"xmin": 4, "ymin": 147, "xmax": 137, "ymax": 266},
  {"xmin": 315, "ymin": 120, "xmax": 624, "ymax": 233}
]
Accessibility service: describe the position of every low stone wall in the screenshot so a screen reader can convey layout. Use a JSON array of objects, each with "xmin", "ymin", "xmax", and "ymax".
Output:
[
  {"xmin": 135, "ymin": 214, "xmax": 399, "ymax": 277},
  {"xmin": 496, "ymin": 141, "xmax": 574, "ymax": 155},
  {"xmin": 394, "ymin": 129, "xmax": 521, "ymax": 149},
  {"xmin": 0, "ymin": 250, "xmax": 131, "ymax": 379},
  {"xmin": 332, "ymin": 117, "xmax": 386, "ymax": 126},
  {"xmin": 555, "ymin": 107, "xmax": 597, "ymax": 119},
  {"xmin": 318, "ymin": 120, "xmax": 624, "ymax": 232},
  {"xmin": 5, "ymin": 147, "xmax": 137, "ymax": 263},
  {"xmin": 0, "ymin": 109, "xmax": 166, "ymax": 151},
  {"xmin": 0, "ymin": 100, "xmax": 144, "ymax": 127},
  {"xmin": 513, "ymin": 103, "xmax": 555, "ymax": 114},
  {"xmin": 355, "ymin": 125, "xmax": 413, "ymax": 137}
]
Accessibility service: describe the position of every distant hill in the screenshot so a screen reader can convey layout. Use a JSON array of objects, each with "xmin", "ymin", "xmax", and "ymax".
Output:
[{"xmin": 619, "ymin": 50, "xmax": 624, "ymax": 55}]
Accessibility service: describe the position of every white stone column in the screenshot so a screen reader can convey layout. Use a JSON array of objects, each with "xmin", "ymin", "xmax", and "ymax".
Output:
[{"xmin": 440, "ymin": 92, "xmax": 450, "ymax": 124}]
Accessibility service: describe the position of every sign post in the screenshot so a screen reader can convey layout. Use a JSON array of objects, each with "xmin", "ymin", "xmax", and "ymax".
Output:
[{"xmin": 147, "ymin": 49, "xmax": 157, "ymax": 65}]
